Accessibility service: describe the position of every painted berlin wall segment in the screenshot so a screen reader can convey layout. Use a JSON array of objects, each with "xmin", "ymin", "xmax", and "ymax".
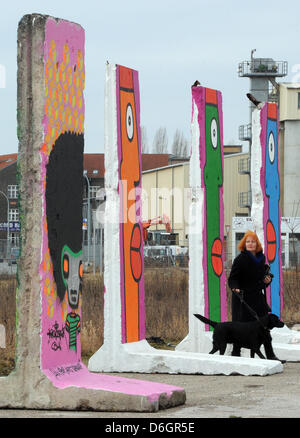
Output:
[
  {"xmin": 116, "ymin": 65, "xmax": 146, "ymax": 344},
  {"xmin": 192, "ymin": 86, "xmax": 226, "ymax": 325},
  {"xmin": 260, "ymin": 103, "xmax": 283, "ymax": 317},
  {"xmin": 3, "ymin": 14, "xmax": 187, "ymax": 410},
  {"xmin": 40, "ymin": 17, "xmax": 85, "ymax": 370}
]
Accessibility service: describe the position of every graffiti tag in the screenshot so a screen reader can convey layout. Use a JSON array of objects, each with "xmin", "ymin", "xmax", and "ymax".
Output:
[
  {"xmin": 47, "ymin": 321, "xmax": 65, "ymax": 351},
  {"xmin": 50, "ymin": 361, "xmax": 83, "ymax": 378}
]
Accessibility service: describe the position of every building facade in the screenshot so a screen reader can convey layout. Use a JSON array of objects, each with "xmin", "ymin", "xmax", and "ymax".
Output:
[
  {"xmin": 141, "ymin": 146, "xmax": 248, "ymax": 254},
  {"xmin": 142, "ymin": 162, "xmax": 190, "ymax": 247},
  {"xmin": 0, "ymin": 155, "xmax": 19, "ymax": 259},
  {"xmin": 279, "ymin": 83, "xmax": 300, "ymax": 217}
]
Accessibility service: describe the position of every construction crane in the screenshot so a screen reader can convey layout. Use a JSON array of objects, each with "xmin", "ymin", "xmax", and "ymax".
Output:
[{"xmin": 142, "ymin": 214, "xmax": 171, "ymax": 242}]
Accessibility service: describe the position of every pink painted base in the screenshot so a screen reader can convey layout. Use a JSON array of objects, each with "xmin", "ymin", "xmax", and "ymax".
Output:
[{"xmin": 43, "ymin": 362, "xmax": 183, "ymax": 403}]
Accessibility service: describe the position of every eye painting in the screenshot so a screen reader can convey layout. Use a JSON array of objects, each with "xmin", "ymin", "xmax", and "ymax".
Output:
[
  {"xmin": 268, "ymin": 131, "xmax": 275, "ymax": 164},
  {"xmin": 79, "ymin": 261, "xmax": 83, "ymax": 280},
  {"xmin": 210, "ymin": 118, "xmax": 218, "ymax": 149},
  {"xmin": 126, "ymin": 103, "xmax": 134, "ymax": 141},
  {"xmin": 63, "ymin": 254, "xmax": 69, "ymax": 279}
]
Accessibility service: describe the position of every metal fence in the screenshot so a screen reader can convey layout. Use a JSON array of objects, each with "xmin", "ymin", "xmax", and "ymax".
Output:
[
  {"xmin": 0, "ymin": 239, "xmax": 18, "ymax": 275},
  {"xmin": 0, "ymin": 239, "xmax": 19, "ymax": 262},
  {"xmin": 82, "ymin": 227, "xmax": 104, "ymax": 274},
  {"xmin": 238, "ymin": 60, "xmax": 288, "ymax": 77},
  {"xmin": 1, "ymin": 232, "xmax": 299, "ymax": 276}
]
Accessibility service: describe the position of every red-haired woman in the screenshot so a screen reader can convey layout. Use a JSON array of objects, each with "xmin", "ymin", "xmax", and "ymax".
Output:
[{"xmin": 228, "ymin": 230, "xmax": 279, "ymax": 360}]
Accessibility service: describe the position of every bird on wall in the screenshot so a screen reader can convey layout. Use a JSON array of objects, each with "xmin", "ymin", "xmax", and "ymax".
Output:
[
  {"xmin": 246, "ymin": 93, "xmax": 264, "ymax": 109},
  {"xmin": 192, "ymin": 80, "xmax": 201, "ymax": 88}
]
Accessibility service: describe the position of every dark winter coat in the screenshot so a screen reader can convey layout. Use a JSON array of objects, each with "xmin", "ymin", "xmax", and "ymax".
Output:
[{"xmin": 228, "ymin": 250, "xmax": 270, "ymax": 322}]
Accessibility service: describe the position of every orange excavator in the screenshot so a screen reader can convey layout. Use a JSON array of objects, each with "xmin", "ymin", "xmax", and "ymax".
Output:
[{"xmin": 142, "ymin": 214, "xmax": 171, "ymax": 242}]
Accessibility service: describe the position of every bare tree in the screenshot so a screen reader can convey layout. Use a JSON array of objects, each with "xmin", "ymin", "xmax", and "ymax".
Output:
[
  {"xmin": 284, "ymin": 200, "xmax": 300, "ymax": 272},
  {"xmin": 140, "ymin": 125, "xmax": 149, "ymax": 153},
  {"xmin": 171, "ymin": 129, "xmax": 189, "ymax": 157},
  {"xmin": 152, "ymin": 127, "xmax": 168, "ymax": 153}
]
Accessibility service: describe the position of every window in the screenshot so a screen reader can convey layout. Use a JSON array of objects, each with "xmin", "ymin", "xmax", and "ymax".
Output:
[
  {"xmin": 9, "ymin": 209, "xmax": 19, "ymax": 221},
  {"xmin": 7, "ymin": 185, "xmax": 18, "ymax": 199},
  {"xmin": 90, "ymin": 186, "xmax": 100, "ymax": 198},
  {"xmin": 10, "ymin": 233, "xmax": 19, "ymax": 246}
]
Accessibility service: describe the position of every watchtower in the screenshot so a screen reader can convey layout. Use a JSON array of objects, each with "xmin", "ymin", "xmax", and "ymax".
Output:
[{"xmin": 237, "ymin": 50, "xmax": 287, "ymax": 211}]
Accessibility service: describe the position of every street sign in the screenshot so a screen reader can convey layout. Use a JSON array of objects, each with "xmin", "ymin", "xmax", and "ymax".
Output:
[{"xmin": 0, "ymin": 221, "xmax": 20, "ymax": 231}]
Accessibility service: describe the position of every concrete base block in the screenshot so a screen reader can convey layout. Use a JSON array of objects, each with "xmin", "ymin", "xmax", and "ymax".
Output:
[
  {"xmin": 88, "ymin": 339, "xmax": 283, "ymax": 376},
  {"xmin": 0, "ymin": 364, "xmax": 185, "ymax": 412},
  {"xmin": 271, "ymin": 325, "xmax": 300, "ymax": 344},
  {"xmin": 271, "ymin": 325, "xmax": 300, "ymax": 362},
  {"xmin": 177, "ymin": 326, "xmax": 300, "ymax": 362},
  {"xmin": 236, "ymin": 343, "xmax": 300, "ymax": 362},
  {"xmin": 272, "ymin": 343, "xmax": 300, "ymax": 362},
  {"xmin": 176, "ymin": 331, "xmax": 213, "ymax": 354}
]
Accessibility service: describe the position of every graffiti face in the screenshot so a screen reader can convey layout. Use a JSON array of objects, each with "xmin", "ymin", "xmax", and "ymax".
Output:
[
  {"xmin": 118, "ymin": 65, "xmax": 144, "ymax": 344},
  {"xmin": 45, "ymin": 132, "xmax": 84, "ymax": 355},
  {"xmin": 262, "ymin": 103, "xmax": 282, "ymax": 316},
  {"xmin": 46, "ymin": 132, "xmax": 84, "ymax": 304},
  {"xmin": 203, "ymin": 88, "xmax": 224, "ymax": 324},
  {"xmin": 62, "ymin": 245, "xmax": 83, "ymax": 309}
]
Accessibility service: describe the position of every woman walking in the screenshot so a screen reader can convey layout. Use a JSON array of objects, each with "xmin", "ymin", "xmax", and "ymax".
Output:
[{"xmin": 228, "ymin": 230, "xmax": 282, "ymax": 361}]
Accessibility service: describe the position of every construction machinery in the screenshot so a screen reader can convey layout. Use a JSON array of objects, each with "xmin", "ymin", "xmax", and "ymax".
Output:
[{"xmin": 142, "ymin": 215, "xmax": 178, "ymax": 246}]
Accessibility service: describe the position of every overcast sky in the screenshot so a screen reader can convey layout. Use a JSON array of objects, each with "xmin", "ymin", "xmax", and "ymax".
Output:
[{"xmin": 0, "ymin": 0, "xmax": 299, "ymax": 155}]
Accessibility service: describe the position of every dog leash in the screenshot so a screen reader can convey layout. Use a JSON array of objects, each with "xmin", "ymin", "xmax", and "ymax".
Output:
[{"xmin": 231, "ymin": 289, "xmax": 268, "ymax": 330}]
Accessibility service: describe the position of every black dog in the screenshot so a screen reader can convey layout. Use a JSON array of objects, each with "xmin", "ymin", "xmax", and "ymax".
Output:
[{"xmin": 194, "ymin": 313, "xmax": 284, "ymax": 359}]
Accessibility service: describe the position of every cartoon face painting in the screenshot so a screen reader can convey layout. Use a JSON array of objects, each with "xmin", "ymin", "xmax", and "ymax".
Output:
[
  {"xmin": 62, "ymin": 245, "xmax": 83, "ymax": 310},
  {"xmin": 263, "ymin": 103, "xmax": 282, "ymax": 316},
  {"xmin": 117, "ymin": 65, "xmax": 145, "ymax": 344},
  {"xmin": 203, "ymin": 88, "xmax": 224, "ymax": 323},
  {"xmin": 45, "ymin": 132, "xmax": 84, "ymax": 352}
]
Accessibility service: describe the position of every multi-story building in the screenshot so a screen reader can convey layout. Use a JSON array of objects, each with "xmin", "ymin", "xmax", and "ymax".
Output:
[{"xmin": 0, "ymin": 154, "xmax": 19, "ymax": 260}]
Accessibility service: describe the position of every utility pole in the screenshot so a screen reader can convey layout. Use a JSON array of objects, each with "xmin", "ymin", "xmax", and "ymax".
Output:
[{"xmin": 83, "ymin": 174, "xmax": 90, "ymax": 265}]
